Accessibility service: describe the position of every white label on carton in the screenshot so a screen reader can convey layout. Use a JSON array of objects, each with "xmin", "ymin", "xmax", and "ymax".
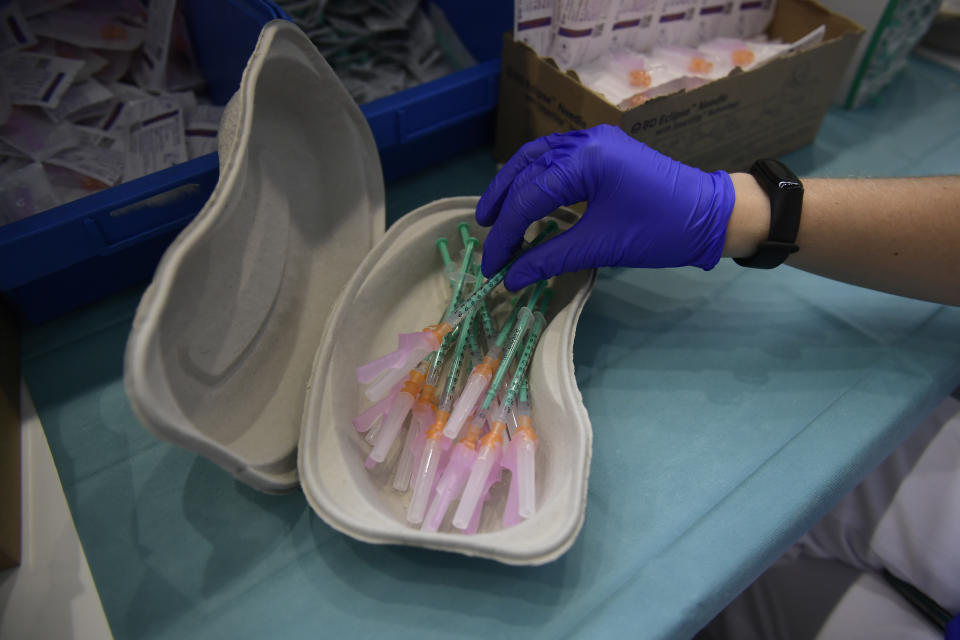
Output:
[
  {"xmin": 551, "ymin": 0, "xmax": 617, "ymax": 69},
  {"xmin": 610, "ymin": 0, "xmax": 661, "ymax": 52},
  {"xmin": 123, "ymin": 97, "xmax": 187, "ymax": 180},
  {"xmin": 0, "ymin": 4, "xmax": 37, "ymax": 54},
  {"xmin": 43, "ymin": 78, "xmax": 114, "ymax": 122},
  {"xmin": 656, "ymin": 0, "xmax": 699, "ymax": 46},
  {"xmin": 515, "ymin": 0, "xmax": 555, "ymax": 57},
  {"xmin": 697, "ymin": 1, "xmax": 735, "ymax": 42},
  {"xmin": 0, "ymin": 52, "xmax": 84, "ymax": 109},
  {"xmin": 734, "ymin": 0, "xmax": 775, "ymax": 39}
]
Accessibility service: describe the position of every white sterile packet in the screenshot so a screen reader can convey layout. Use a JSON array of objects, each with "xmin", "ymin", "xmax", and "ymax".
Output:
[
  {"xmin": 0, "ymin": 52, "xmax": 85, "ymax": 109},
  {"xmin": 185, "ymin": 104, "xmax": 223, "ymax": 159},
  {"xmin": 575, "ymin": 47, "xmax": 684, "ymax": 107},
  {"xmin": 0, "ymin": 107, "xmax": 80, "ymax": 160},
  {"xmin": 46, "ymin": 125, "xmax": 125, "ymax": 187},
  {"xmin": 163, "ymin": 10, "xmax": 205, "ymax": 92},
  {"xmin": 550, "ymin": 0, "xmax": 617, "ymax": 69},
  {"xmin": 28, "ymin": 8, "xmax": 146, "ymax": 51},
  {"xmin": 0, "ymin": 156, "xmax": 30, "ymax": 179},
  {"xmin": 169, "ymin": 90, "xmax": 198, "ymax": 112},
  {"xmin": 0, "ymin": 137, "xmax": 30, "ymax": 160},
  {"xmin": 122, "ymin": 96, "xmax": 188, "ymax": 181},
  {"xmin": 0, "ymin": 4, "xmax": 38, "ymax": 54},
  {"xmin": 0, "ymin": 161, "xmax": 61, "ymax": 224},
  {"xmin": 655, "ymin": 0, "xmax": 700, "ymax": 46},
  {"xmin": 731, "ymin": 0, "xmax": 776, "ymax": 39},
  {"xmin": 609, "ymin": 0, "xmax": 661, "ymax": 53},
  {"xmin": 41, "ymin": 38, "xmax": 111, "ymax": 82},
  {"xmin": 652, "ymin": 44, "xmax": 728, "ymax": 79},
  {"xmin": 696, "ymin": 25, "xmax": 822, "ymax": 72},
  {"xmin": 98, "ymin": 82, "xmax": 150, "ymax": 131},
  {"xmin": 68, "ymin": 0, "xmax": 149, "ymax": 25},
  {"xmin": 73, "ymin": 124, "xmax": 127, "ymax": 153},
  {"xmin": 43, "ymin": 163, "xmax": 109, "ymax": 205},
  {"xmin": 133, "ymin": 0, "xmax": 176, "ymax": 92},
  {"xmin": 514, "ymin": 0, "xmax": 555, "ymax": 57},
  {"xmin": 43, "ymin": 78, "xmax": 114, "ymax": 122},
  {"xmin": 699, "ymin": 36, "xmax": 791, "ymax": 70}
]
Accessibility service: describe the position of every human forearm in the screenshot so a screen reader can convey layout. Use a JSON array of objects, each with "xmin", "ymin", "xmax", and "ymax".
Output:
[{"xmin": 724, "ymin": 174, "xmax": 960, "ymax": 306}]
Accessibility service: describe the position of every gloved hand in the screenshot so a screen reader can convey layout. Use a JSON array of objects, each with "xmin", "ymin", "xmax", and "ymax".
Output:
[{"xmin": 476, "ymin": 124, "xmax": 737, "ymax": 290}]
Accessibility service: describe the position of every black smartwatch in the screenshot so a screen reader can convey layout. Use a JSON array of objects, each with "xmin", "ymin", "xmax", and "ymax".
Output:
[{"xmin": 734, "ymin": 159, "xmax": 804, "ymax": 269}]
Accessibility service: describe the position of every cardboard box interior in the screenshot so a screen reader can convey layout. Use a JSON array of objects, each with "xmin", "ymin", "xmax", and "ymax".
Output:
[{"xmin": 495, "ymin": 0, "xmax": 864, "ymax": 171}]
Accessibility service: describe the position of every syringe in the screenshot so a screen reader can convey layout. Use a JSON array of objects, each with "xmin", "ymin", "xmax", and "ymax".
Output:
[
  {"xmin": 442, "ymin": 281, "xmax": 547, "ymax": 442},
  {"xmin": 452, "ymin": 289, "xmax": 552, "ymax": 530},
  {"xmin": 360, "ymin": 236, "xmax": 478, "ymax": 402}
]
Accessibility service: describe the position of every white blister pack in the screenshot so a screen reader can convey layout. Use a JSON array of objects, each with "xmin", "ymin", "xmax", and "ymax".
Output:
[{"xmin": 124, "ymin": 21, "xmax": 596, "ymax": 565}]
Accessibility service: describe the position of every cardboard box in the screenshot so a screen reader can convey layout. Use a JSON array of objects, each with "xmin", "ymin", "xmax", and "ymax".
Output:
[
  {"xmin": 0, "ymin": 296, "xmax": 20, "ymax": 569},
  {"xmin": 494, "ymin": 0, "xmax": 864, "ymax": 171}
]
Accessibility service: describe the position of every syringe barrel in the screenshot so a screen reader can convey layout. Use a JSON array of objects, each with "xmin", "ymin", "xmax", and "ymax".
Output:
[
  {"xmin": 516, "ymin": 434, "xmax": 537, "ymax": 519},
  {"xmin": 407, "ymin": 438, "xmax": 442, "ymax": 524},
  {"xmin": 442, "ymin": 368, "xmax": 490, "ymax": 440},
  {"xmin": 452, "ymin": 445, "xmax": 497, "ymax": 530},
  {"xmin": 422, "ymin": 443, "xmax": 475, "ymax": 532},
  {"xmin": 368, "ymin": 391, "xmax": 415, "ymax": 464},
  {"xmin": 486, "ymin": 307, "xmax": 532, "ymax": 402},
  {"xmin": 392, "ymin": 414, "xmax": 423, "ymax": 492}
]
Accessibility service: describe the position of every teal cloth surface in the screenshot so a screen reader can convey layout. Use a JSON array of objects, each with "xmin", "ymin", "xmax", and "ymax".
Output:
[{"xmin": 20, "ymin": 57, "xmax": 960, "ymax": 640}]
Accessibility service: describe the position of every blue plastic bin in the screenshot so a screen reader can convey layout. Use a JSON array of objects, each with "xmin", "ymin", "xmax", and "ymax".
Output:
[
  {"xmin": 0, "ymin": 0, "xmax": 285, "ymax": 325},
  {"xmin": 0, "ymin": 0, "xmax": 512, "ymax": 325},
  {"xmin": 362, "ymin": 1, "xmax": 512, "ymax": 182}
]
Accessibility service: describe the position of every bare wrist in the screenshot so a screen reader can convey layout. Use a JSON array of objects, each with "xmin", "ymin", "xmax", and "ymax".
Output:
[{"xmin": 723, "ymin": 172, "xmax": 770, "ymax": 258}]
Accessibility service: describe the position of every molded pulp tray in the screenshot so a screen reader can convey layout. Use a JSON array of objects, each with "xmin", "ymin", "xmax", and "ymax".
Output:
[{"xmin": 125, "ymin": 21, "xmax": 596, "ymax": 565}]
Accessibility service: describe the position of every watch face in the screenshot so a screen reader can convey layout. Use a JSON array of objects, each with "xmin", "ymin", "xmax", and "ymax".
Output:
[{"xmin": 755, "ymin": 159, "xmax": 802, "ymax": 191}]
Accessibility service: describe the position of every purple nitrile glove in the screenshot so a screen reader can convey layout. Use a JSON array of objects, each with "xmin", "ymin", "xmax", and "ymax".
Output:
[{"xmin": 476, "ymin": 125, "xmax": 737, "ymax": 290}]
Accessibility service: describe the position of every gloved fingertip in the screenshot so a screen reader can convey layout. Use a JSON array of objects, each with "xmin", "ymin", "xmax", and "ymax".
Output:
[
  {"xmin": 503, "ymin": 269, "xmax": 531, "ymax": 292},
  {"xmin": 475, "ymin": 193, "xmax": 495, "ymax": 226},
  {"xmin": 504, "ymin": 262, "xmax": 539, "ymax": 292},
  {"xmin": 480, "ymin": 250, "xmax": 503, "ymax": 279}
]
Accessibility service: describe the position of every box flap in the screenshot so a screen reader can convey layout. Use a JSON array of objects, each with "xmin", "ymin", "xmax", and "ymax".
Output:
[{"xmin": 124, "ymin": 21, "xmax": 385, "ymax": 492}]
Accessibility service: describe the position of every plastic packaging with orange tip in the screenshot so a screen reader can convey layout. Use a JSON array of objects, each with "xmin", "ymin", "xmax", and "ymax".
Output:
[
  {"xmin": 629, "ymin": 68, "xmax": 652, "ymax": 88},
  {"xmin": 688, "ymin": 56, "xmax": 713, "ymax": 74},
  {"xmin": 731, "ymin": 48, "xmax": 755, "ymax": 67}
]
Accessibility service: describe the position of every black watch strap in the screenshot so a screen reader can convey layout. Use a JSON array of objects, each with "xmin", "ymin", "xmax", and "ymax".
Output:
[{"xmin": 734, "ymin": 159, "xmax": 804, "ymax": 269}]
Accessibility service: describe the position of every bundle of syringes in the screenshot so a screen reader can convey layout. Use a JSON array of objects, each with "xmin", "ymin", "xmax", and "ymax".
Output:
[{"xmin": 353, "ymin": 222, "xmax": 558, "ymax": 534}]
